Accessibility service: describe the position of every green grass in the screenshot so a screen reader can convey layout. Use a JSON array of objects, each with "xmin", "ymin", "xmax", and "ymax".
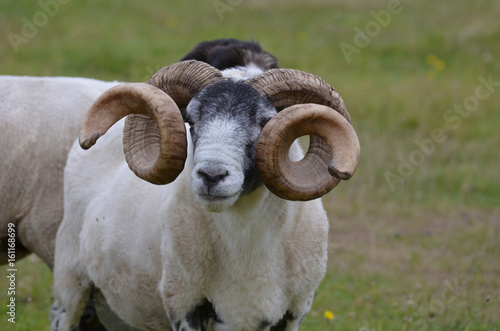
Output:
[{"xmin": 1, "ymin": 0, "xmax": 499, "ymax": 330}]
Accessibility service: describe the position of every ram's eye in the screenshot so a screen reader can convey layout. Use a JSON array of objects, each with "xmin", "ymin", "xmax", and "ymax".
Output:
[
  {"xmin": 185, "ymin": 116, "xmax": 194, "ymax": 128},
  {"xmin": 189, "ymin": 123, "xmax": 195, "ymax": 137}
]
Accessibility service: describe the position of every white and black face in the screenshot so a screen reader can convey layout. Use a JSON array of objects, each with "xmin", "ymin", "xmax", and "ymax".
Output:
[{"xmin": 185, "ymin": 80, "xmax": 276, "ymax": 212}]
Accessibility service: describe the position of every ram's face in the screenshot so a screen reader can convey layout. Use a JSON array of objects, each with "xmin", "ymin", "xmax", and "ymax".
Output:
[{"xmin": 185, "ymin": 81, "xmax": 276, "ymax": 212}]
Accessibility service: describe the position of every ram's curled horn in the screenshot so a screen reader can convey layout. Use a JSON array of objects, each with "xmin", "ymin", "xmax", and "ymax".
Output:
[
  {"xmin": 79, "ymin": 60, "xmax": 225, "ymax": 185},
  {"xmin": 246, "ymin": 69, "xmax": 361, "ymax": 201},
  {"xmin": 146, "ymin": 60, "xmax": 226, "ymax": 108}
]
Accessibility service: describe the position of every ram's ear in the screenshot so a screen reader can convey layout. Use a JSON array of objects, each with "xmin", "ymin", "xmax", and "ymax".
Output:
[
  {"xmin": 183, "ymin": 98, "xmax": 201, "ymax": 124},
  {"xmin": 257, "ymin": 100, "xmax": 278, "ymax": 128}
]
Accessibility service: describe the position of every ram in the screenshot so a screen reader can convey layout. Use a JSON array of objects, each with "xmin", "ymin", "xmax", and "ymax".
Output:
[
  {"xmin": 0, "ymin": 76, "xmax": 118, "ymax": 269},
  {"xmin": 51, "ymin": 50, "xmax": 360, "ymax": 330}
]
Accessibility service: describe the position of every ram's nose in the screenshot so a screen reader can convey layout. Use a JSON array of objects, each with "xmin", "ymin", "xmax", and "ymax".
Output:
[{"xmin": 196, "ymin": 166, "xmax": 229, "ymax": 187}]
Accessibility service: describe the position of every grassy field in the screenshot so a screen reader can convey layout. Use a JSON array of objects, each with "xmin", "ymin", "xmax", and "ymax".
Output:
[{"xmin": 1, "ymin": 0, "xmax": 499, "ymax": 330}]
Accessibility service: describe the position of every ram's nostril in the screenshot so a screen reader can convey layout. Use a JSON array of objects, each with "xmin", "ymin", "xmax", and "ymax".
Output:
[{"xmin": 198, "ymin": 169, "xmax": 229, "ymax": 186}]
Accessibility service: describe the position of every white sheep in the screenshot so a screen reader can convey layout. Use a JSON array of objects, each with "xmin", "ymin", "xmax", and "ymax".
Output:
[
  {"xmin": 51, "ymin": 60, "xmax": 360, "ymax": 331},
  {"xmin": 0, "ymin": 76, "xmax": 118, "ymax": 269}
]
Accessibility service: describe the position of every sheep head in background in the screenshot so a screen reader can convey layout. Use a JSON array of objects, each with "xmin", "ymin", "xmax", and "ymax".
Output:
[
  {"xmin": 79, "ymin": 60, "xmax": 359, "ymax": 209},
  {"xmin": 52, "ymin": 41, "xmax": 360, "ymax": 331},
  {"xmin": 180, "ymin": 38, "xmax": 279, "ymax": 70}
]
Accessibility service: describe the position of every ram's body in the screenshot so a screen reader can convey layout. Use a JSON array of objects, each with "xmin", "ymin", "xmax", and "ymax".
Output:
[
  {"xmin": 56, "ymin": 117, "xmax": 327, "ymax": 330},
  {"xmin": 0, "ymin": 76, "xmax": 118, "ymax": 268}
]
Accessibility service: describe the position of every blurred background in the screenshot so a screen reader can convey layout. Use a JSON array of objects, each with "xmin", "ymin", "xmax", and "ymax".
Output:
[{"xmin": 1, "ymin": 0, "xmax": 499, "ymax": 330}]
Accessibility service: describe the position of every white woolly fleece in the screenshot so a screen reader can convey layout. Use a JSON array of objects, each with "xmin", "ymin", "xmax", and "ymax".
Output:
[
  {"xmin": 0, "ymin": 76, "xmax": 118, "ymax": 269},
  {"xmin": 221, "ymin": 63, "xmax": 265, "ymax": 81}
]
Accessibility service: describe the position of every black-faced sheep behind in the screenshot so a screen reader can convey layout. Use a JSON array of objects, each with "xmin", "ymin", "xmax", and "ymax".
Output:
[
  {"xmin": 180, "ymin": 38, "xmax": 278, "ymax": 70},
  {"xmin": 51, "ymin": 44, "xmax": 360, "ymax": 330}
]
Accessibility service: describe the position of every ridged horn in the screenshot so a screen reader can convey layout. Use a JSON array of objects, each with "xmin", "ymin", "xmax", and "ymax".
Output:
[
  {"xmin": 247, "ymin": 69, "xmax": 360, "ymax": 200},
  {"xmin": 246, "ymin": 68, "xmax": 351, "ymax": 121},
  {"xmin": 79, "ymin": 60, "xmax": 225, "ymax": 185}
]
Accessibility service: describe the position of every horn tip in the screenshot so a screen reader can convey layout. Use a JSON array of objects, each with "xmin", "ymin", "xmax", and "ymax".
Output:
[{"xmin": 80, "ymin": 132, "xmax": 100, "ymax": 150}]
